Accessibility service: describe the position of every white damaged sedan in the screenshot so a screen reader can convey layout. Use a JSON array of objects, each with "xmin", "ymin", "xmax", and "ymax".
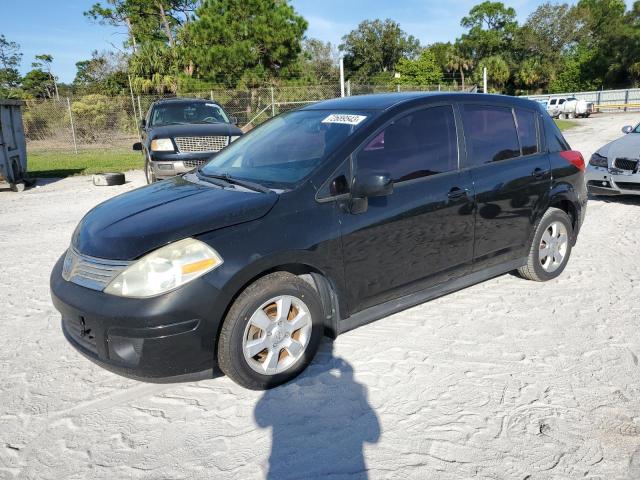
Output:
[{"xmin": 587, "ymin": 123, "xmax": 640, "ymax": 195}]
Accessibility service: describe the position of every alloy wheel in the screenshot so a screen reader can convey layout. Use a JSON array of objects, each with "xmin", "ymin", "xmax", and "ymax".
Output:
[
  {"xmin": 242, "ymin": 295, "xmax": 313, "ymax": 375},
  {"xmin": 539, "ymin": 221, "xmax": 569, "ymax": 273}
]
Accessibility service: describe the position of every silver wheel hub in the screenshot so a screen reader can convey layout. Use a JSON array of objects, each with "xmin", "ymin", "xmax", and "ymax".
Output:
[
  {"xmin": 539, "ymin": 221, "xmax": 569, "ymax": 273},
  {"xmin": 242, "ymin": 295, "xmax": 312, "ymax": 375}
]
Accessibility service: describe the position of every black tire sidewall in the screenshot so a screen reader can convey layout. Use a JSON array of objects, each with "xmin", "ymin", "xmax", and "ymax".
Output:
[
  {"xmin": 219, "ymin": 275, "xmax": 324, "ymax": 390},
  {"xmin": 530, "ymin": 210, "xmax": 573, "ymax": 281}
]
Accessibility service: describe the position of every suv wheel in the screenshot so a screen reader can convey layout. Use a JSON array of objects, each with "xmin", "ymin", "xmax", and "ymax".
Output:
[
  {"xmin": 518, "ymin": 207, "xmax": 573, "ymax": 282},
  {"xmin": 145, "ymin": 157, "xmax": 157, "ymax": 184},
  {"xmin": 217, "ymin": 272, "xmax": 323, "ymax": 390}
]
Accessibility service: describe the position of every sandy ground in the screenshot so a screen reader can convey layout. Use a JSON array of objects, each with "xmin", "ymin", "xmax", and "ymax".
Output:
[{"xmin": 1, "ymin": 113, "xmax": 640, "ymax": 480}]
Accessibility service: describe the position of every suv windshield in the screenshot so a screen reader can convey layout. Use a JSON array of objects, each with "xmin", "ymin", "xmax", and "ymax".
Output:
[
  {"xmin": 150, "ymin": 102, "xmax": 229, "ymax": 126},
  {"xmin": 200, "ymin": 110, "xmax": 371, "ymax": 188}
]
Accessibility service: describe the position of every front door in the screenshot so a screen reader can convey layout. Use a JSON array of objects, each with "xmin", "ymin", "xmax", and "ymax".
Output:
[
  {"xmin": 459, "ymin": 103, "xmax": 551, "ymax": 270},
  {"xmin": 339, "ymin": 104, "xmax": 475, "ymax": 314}
]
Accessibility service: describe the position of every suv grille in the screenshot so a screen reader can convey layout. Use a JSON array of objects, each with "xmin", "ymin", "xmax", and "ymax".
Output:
[
  {"xmin": 174, "ymin": 136, "xmax": 229, "ymax": 153},
  {"xmin": 183, "ymin": 159, "xmax": 208, "ymax": 169},
  {"xmin": 62, "ymin": 248, "xmax": 130, "ymax": 291},
  {"xmin": 614, "ymin": 158, "xmax": 638, "ymax": 171}
]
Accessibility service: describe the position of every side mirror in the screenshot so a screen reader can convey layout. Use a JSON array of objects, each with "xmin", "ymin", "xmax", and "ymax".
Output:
[
  {"xmin": 132, "ymin": 142, "xmax": 143, "ymax": 151},
  {"xmin": 140, "ymin": 118, "xmax": 146, "ymax": 129},
  {"xmin": 230, "ymin": 116, "xmax": 239, "ymax": 125},
  {"xmin": 622, "ymin": 125, "xmax": 633, "ymax": 134},
  {"xmin": 353, "ymin": 171, "xmax": 393, "ymax": 198}
]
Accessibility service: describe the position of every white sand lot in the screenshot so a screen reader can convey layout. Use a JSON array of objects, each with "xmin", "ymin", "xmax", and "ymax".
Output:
[{"xmin": 1, "ymin": 113, "xmax": 640, "ymax": 479}]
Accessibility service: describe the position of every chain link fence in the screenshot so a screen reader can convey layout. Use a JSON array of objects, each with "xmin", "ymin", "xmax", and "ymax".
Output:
[
  {"xmin": 527, "ymin": 87, "xmax": 640, "ymax": 112},
  {"xmin": 23, "ymin": 83, "xmax": 469, "ymax": 154}
]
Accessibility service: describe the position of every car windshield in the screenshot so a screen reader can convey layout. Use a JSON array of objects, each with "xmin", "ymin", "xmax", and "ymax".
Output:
[
  {"xmin": 200, "ymin": 109, "xmax": 371, "ymax": 188},
  {"xmin": 633, "ymin": 124, "xmax": 640, "ymax": 133},
  {"xmin": 150, "ymin": 102, "xmax": 229, "ymax": 126}
]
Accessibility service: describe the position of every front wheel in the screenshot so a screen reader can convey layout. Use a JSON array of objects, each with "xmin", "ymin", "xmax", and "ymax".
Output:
[
  {"xmin": 518, "ymin": 207, "xmax": 573, "ymax": 282},
  {"xmin": 217, "ymin": 272, "xmax": 324, "ymax": 390},
  {"xmin": 145, "ymin": 156, "xmax": 157, "ymax": 184},
  {"xmin": 558, "ymin": 113, "xmax": 567, "ymax": 120}
]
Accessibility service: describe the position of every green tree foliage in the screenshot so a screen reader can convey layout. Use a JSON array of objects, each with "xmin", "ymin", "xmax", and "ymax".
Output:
[
  {"xmin": 0, "ymin": 35, "xmax": 22, "ymax": 96},
  {"xmin": 182, "ymin": 0, "xmax": 307, "ymax": 87},
  {"xmin": 474, "ymin": 55, "xmax": 510, "ymax": 90},
  {"xmin": 395, "ymin": 49, "xmax": 443, "ymax": 86},
  {"xmin": 340, "ymin": 19, "xmax": 421, "ymax": 82},
  {"xmin": 21, "ymin": 69, "xmax": 55, "ymax": 99},
  {"xmin": 74, "ymin": 51, "xmax": 129, "ymax": 95},
  {"xmin": 298, "ymin": 39, "xmax": 339, "ymax": 83},
  {"xmin": 458, "ymin": 1, "xmax": 518, "ymax": 61}
]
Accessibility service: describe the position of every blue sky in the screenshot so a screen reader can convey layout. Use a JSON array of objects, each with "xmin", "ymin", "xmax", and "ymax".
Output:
[{"xmin": 1, "ymin": 1, "xmax": 634, "ymax": 83}]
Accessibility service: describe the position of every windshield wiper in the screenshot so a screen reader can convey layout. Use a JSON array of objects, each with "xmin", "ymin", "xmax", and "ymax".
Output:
[{"xmin": 197, "ymin": 171, "xmax": 270, "ymax": 193}]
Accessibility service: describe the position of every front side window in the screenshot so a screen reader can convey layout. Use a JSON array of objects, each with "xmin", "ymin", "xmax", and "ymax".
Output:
[
  {"xmin": 201, "ymin": 110, "xmax": 371, "ymax": 188},
  {"xmin": 150, "ymin": 102, "xmax": 230, "ymax": 126},
  {"xmin": 514, "ymin": 108, "xmax": 539, "ymax": 156},
  {"xmin": 462, "ymin": 104, "xmax": 520, "ymax": 167},
  {"xmin": 357, "ymin": 105, "xmax": 458, "ymax": 183}
]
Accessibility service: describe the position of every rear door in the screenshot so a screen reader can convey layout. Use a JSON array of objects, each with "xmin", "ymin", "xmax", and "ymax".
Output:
[
  {"xmin": 339, "ymin": 104, "xmax": 475, "ymax": 313},
  {"xmin": 460, "ymin": 103, "xmax": 551, "ymax": 271}
]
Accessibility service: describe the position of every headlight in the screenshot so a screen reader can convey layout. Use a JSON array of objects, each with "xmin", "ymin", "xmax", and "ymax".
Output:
[
  {"xmin": 150, "ymin": 138, "xmax": 175, "ymax": 151},
  {"xmin": 589, "ymin": 153, "xmax": 608, "ymax": 167},
  {"xmin": 230, "ymin": 135, "xmax": 241, "ymax": 142},
  {"xmin": 104, "ymin": 238, "xmax": 223, "ymax": 298}
]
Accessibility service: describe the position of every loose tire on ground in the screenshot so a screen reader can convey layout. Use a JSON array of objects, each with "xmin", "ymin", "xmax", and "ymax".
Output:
[
  {"xmin": 217, "ymin": 272, "xmax": 324, "ymax": 390},
  {"xmin": 93, "ymin": 172, "xmax": 125, "ymax": 186},
  {"xmin": 518, "ymin": 207, "xmax": 573, "ymax": 282}
]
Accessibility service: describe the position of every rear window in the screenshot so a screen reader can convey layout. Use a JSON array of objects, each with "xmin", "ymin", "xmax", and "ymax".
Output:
[
  {"xmin": 462, "ymin": 105, "xmax": 520, "ymax": 167},
  {"xmin": 514, "ymin": 109, "xmax": 539, "ymax": 156},
  {"xmin": 543, "ymin": 113, "xmax": 570, "ymax": 152}
]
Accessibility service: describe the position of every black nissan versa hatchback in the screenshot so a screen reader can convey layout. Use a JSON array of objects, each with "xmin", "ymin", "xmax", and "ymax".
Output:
[{"xmin": 51, "ymin": 93, "xmax": 587, "ymax": 390}]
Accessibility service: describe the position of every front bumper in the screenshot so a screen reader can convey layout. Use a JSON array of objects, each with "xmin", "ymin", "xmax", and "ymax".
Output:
[
  {"xmin": 586, "ymin": 164, "xmax": 640, "ymax": 195},
  {"xmin": 50, "ymin": 255, "xmax": 225, "ymax": 380},
  {"xmin": 149, "ymin": 151, "xmax": 216, "ymax": 179}
]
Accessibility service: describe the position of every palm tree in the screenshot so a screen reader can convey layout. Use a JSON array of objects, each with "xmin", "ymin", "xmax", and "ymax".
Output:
[{"xmin": 446, "ymin": 50, "xmax": 473, "ymax": 90}]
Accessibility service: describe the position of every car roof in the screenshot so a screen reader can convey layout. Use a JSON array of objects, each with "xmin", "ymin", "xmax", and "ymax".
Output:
[{"xmin": 301, "ymin": 92, "xmax": 542, "ymax": 112}]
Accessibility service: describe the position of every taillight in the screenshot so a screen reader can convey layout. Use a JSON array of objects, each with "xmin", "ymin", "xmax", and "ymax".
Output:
[{"xmin": 560, "ymin": 150, "xmax": 585, "ymax": 171}]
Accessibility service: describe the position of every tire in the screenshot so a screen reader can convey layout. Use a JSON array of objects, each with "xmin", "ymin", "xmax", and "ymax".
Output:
[
  {"xmin": 145, "ymin": 156, "xmax": 157, "ymax": 184},
  {"xmin": 568, "ymin": 113, "xmax": 575, "ymax": 119},
  {"xmin": 558, "ymin": 113, "xmax": 567, "ymax": 120},
  {"xmin": 93, "ymin": 172, "xmax": 125, "ymax": 186},
  {"xmin": 9, "ymin": 182, "xmax": 25, "ymax": 192},
  {"xmin": 518, "ymin": 207, "xmax": 573, "ymax": 282},
  {"xmin": 217, "ymin": 272, "xmax": 324, "ymax": 390}
]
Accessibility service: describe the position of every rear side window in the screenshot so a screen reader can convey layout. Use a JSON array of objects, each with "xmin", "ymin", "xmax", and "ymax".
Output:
[
  {"xmin": 462, "ymin": 105, "xmax": 520, "ymax": 166},
  {"xmin": 514, "ymin": 109, "xmax": 539, "ymax": 155},
  {"xmin": 543, "ymin": 113, "xmax": 571, "ymax": 153},
  {"xmin": 357, "ymin": 105, "xmax": 458, "ymax": 182}
]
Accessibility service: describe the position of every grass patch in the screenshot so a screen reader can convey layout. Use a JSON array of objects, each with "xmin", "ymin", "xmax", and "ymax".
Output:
[
  {"xmin": 555, "ymin": 119, "xmax": 579, "ymax": 131},
  {"xmin": 28, "ymin": 150, "xmax": 143, "ymax": 178}
]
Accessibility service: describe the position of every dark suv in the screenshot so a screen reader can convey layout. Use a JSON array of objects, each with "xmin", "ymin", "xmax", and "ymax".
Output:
[
  {"xmin": 51, "ymin": 93, "xmax": 587, "ymax": 390},
  {"xmin": 133, "ymin": 98, "xmax": 243, "ymax": 183}
]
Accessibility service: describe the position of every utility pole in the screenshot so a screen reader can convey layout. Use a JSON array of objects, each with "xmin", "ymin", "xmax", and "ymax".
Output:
[
  {"xmin": 483, "ymin": 67, "xmax": 488, "ymax": 94},
  {"xmin": 340, "ymin": 56, "xmax": 345, "ymax": 98}
]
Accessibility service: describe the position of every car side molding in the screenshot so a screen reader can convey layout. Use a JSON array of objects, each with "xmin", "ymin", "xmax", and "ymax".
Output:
[{"xmin": 337, "ymin": 257, "xmax": 528, "ymax": 335}]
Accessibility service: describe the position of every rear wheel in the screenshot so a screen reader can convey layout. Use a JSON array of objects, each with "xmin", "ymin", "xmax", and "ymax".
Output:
[
  {"xmin": 558, "ymin": 113, "xmax": 567, "ymax": 120},
  {"xmin": 217, "ymin": 272, "xmax": 323, "ymax": 390},
  {"xmin": 518, "ymin": 208, "xmax": 573, "ymax": 282}
]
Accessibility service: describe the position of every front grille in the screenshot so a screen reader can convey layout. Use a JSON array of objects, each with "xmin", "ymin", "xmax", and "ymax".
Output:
[
  {"xmin": 183, "ymin": 159, "xmax": 208, "ymax": 169},
  {"xmin": 615, "ymin": 182, "xmax": 640, "ymax": 191},
  {"xmin": 63, "ymin": 316, "xmax": 98, "ymax": 353},
  {"xmin": 614, "ymin": 158, "xmax": 638, "ymax": 171},
  {"xmin": 62, "ymin": 247, "xmax": 130, "ymax": 291},
  {"xmin": 174, "ymin": 136, "xmax": 229, "ymax": 153}
]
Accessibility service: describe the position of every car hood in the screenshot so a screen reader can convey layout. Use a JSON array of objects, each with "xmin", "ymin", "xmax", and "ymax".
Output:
[
  {"xmin": 73, "ymin": 176, "xmax": 278, "ymax": 260},
  {"xmin": 148, "ymin": 122, "xmax": 243, "ymax": 140},
  {"xmin": 598, "ymin": 133, "xmax": 640, "ymax": 159}
]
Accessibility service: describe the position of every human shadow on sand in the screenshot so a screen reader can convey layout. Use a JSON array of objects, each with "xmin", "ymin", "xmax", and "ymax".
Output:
[{"xmin": 254, "ymin": 340, "xmax": 380, "ymax": 480}]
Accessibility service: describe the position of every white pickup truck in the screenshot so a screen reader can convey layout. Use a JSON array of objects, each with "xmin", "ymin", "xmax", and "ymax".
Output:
[{"xmin": 547, "ymin": 96, "xmax": 594, "ymax": 119}]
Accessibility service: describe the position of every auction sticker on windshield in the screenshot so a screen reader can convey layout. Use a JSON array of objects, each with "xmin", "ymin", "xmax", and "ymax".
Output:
[{"xmin": 321, "ymin": 114, "xmax": 367, "ymax": 126}]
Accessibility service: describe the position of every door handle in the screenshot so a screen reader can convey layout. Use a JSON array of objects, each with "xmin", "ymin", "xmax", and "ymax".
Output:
[
  {"xmin": 447, "ymin": 187, "xmax": 468, "ymax": 199},
  {"xmin": 532, "ymin": 168, "xmax": 550, "ymax": 179}
]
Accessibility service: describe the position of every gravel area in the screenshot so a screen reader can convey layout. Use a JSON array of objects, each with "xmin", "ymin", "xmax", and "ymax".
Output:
[{"xmin": 1, "ymin": 113, "xmax": 640, "ymax": 479}]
